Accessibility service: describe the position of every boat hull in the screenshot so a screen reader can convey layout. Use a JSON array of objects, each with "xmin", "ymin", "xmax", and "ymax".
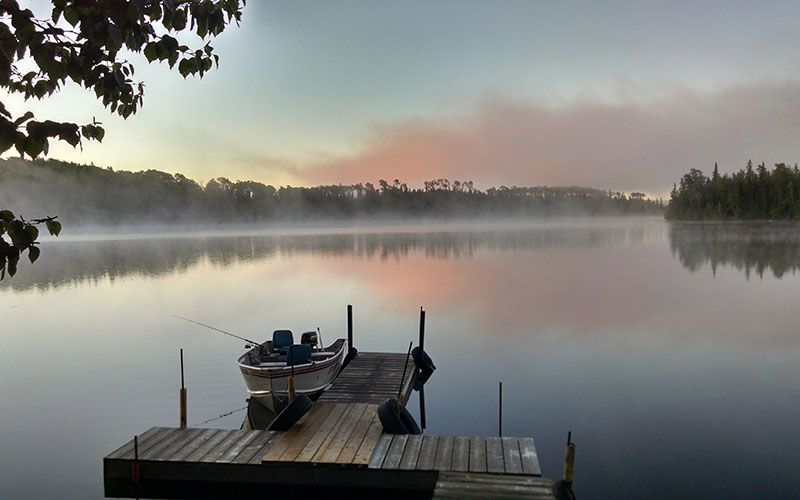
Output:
[{"xmin": 238, "ymin": 341, "xmax": 346, "ymax": 412}]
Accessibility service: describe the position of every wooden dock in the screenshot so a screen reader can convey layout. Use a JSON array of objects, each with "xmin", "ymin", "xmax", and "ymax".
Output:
[
  {"xmin": 319, "ymin": 351, "xmax": 415, "ymax": 403},
  {"xmin": 104, "ymin": 351, "xmax": 559, "ymax": 499}
]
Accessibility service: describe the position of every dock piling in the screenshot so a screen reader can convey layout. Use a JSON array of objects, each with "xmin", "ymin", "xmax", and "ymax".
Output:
[
  {"xmin": 179, "ymin": 349, "xmax": 187, "ymax": 429},
  {"xmin": 498, "ymin": 381, "xmax": 503, "ymax": 437},
  {"xmin": 288, "ymin": 345, "xmax": 296, "ymax": 401},
  {"xmin": 563, "ymin": 431, "xmax": 575, "ymax": 484},
  {"xmin": 418, "ymin": 307, "xmax": 425, "ymax": 351},
  {"xmin": 347, "ymin": 304, "xmax": 354, "ymax": 349}
]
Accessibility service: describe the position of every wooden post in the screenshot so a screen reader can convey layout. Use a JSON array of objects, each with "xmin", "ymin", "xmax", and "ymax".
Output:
[
  {"xmin": 288, "ymin": 377, "xmax": 296, "ymax": 401},
  {"xmin": 179, "ymin": 349, "xmax": 187, "ymax": 429},
  {"xmin": 419, "ymin": 307, "xmax": 426, "ymax": 351},
  {"xmin": 563, "ymin": 431, "xmax": 575, "ymax": 484},
  {"xmin": 498, "ymin": 381, "xmax": 502, "ymax": 437},
  {"xmin": 347, "ymin": 304, "xmax": 353, "ymax": 350},
  {"xmin": 288, "ymin": 345, "xmax": 296, "ymax": 401}
]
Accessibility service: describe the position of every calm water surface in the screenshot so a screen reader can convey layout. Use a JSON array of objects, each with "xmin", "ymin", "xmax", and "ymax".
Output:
[{"xmin": 1, "ymin": 217, "xmax": 798, "ymax": 499}]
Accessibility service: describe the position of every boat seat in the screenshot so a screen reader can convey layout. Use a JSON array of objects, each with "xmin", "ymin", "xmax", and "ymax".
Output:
[
  {"xmin": 272, "ymin": 330, "xmax": 293, "ymax": 354},
  {"xmin": 286, "ymin": 344, "xmax": 312, "ymax": 366}
]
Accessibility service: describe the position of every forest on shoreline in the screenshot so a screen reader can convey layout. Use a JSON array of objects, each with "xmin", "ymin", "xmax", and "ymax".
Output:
[
  {"xmin": 0, "ymin": 158, "xmax": 663, "ymax": 225},
  {"xmin": 667, "ymin": 161, "xmax": 800, "ymax": 220}
]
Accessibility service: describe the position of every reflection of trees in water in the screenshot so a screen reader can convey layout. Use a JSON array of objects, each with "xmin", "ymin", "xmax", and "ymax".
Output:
[
  {"xmin": 2, "ymin": 224, "xmax": 660, "ymax": 291},
  {"xmin": 669, "ymin": 222, "xmax": 800, "ymax": 279}
]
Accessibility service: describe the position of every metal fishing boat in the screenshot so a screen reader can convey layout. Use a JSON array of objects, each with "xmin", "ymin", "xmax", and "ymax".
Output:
[{"xmin": 237, "ymin": 329, "xmax": 347, "ymax": 412}]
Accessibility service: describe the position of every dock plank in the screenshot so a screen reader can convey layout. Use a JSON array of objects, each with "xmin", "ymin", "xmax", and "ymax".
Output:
[
  {"xmin": 119, "ymin": 427, "xmax": 179, "ymax": 459},
  {"xmin": 233, "ymin": 431, "xmax": 277, "ymax": 464},
  {"xmin": 310, "ymin": 403, "xmax": 359, "ymax": 462},
  {"xmin": 184, "ymin": 430, "xmax": 235, "ymax": 462},
  {"xmin": 434, "ymin": 436, "xmax": 454, "ymax": 470},
  {"xmin": 277, "ymin": 403, "xmax": 336, "ymax": 462},
  {"xmin": 399, "ymin": 434, "xmax": 423, "ymax": 470},
  {"xmin": 158, "ymin": 428, "xmax": 206, "ymax": 460},
  {"xmin": 502, "ymin": 437, "xmax": 523, "ymax": 474},
  {"xmin": 106, "ymin": 427, "xmax": 162, "ymax": 459},
  {"xmin": 469, "ymin": 437, "xmax": 487, "ymax": 473},
  {"xmin": 381, "ymin": 434, "xmax": 408, "ymax": 469},
  {"xmin": 416, "ymin": 435, "xmax": 439, "ymax": 470},
  {"xmin": 262, "ymin": 404, "xmax": 324, "ymax": 462},
  {"xmin": 336, "ymin": 403, "xmax": 378, "ymax": 463},
  {"xmin": 319, "ymin": 403, "xmax": 368, "ymax": 462},
  {"xmin": 367, "ymin": 434, "xmax": 393, "ymax": 468},
  {"xmin": 433, "ymin": 472, "xmax": 557, "ymax": 499},
  {"xmin": 486, "ymin": 437, "xmax": 505, "ymax": 473},
  {"xmin": 216, "ymin": 430, "xmax": 261, "ymax": 463},
  {"xmin": 202, "ymin": 430, "xmax": 250, "ymax": 462},
  {"xmin": 168, "ymin": 428, "xmax": 220, "ymax": 461},
  {"xmin": 518, "ymin": 438, "xmax": 541, "ymax": 476},
  {"xmin": 295, "ymin": 403, "xmax": 349, "ymax": 462},
  {"xmin": 354, "ymin": 413, "xmax": 385, "ymax": 465},
  {"xmin": 451, "ymin": 436, "xmax": 470, "ymax": 472},
  {"xmin": 140, "ymin": 428, "xmax": 198, "ymax": 460}
]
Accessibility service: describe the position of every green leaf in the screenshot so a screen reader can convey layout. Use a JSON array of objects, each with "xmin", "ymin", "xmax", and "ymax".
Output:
[
  {"xmin": 7, "ymin": 253, "xmax": 17, "ymax": 277},
  {"xmin": 10, "ymin": 228, "xmax": 32, "ymax": 248},
  {"xmin": 24, "ymin": 224, "xmax": 38, "ymax": 241},
  {"xmin": 0, "ymin": 210, "xmax": 13, "ymax": 222},
  {"xmin": 63, "ymin": 7, "xmax": 79, "ymax": 27},
  {"xmin": 46, "ymin": 220, "xmax": 62, "ymax": 237},
  {"xmin": 23, "ymin": 136, "xmax": 44, "ymax": 158},
  {"xmin": 143, "ymin": 42, "xmax": 158, "ymax": 62},
  {"xmin": 28, "ymin": 245, "xmax": 40, "ymax": 263}
]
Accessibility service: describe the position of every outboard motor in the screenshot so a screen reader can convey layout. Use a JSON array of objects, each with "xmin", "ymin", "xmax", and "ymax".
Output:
[{"xmin": 300, "ymin": 331, "xmax": 318, "ymax": 348}]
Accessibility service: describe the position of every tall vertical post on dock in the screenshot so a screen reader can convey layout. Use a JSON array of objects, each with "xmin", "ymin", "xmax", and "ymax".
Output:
[
  {"xmin": 418, "ymin": 307, "xmax": 425, "ymax": 351},
  {"xmin": 288, "ymin": 345, "xmax": 296, "ymax": 401},
  {"xmin": 563, "ymin": 431, "xmax": 575, "ymax": 484},
  {"xmin": 498, "ymin": 381, "xmax": 503, "ymax": 437},
  {"xmin": 347, "ymin": 304, "xmax": 354, "ymax": 350},
  {"xmin": 179, "ymin": 349, "xmax": 187, "ymax": 429}
]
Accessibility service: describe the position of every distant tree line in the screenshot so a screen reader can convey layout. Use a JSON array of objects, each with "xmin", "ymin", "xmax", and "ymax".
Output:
[
  {"xmin": 0, "ymin": 158, "xmax": 663, "ymax": 225},
  {"xmin": 666, "ymin": 161, "xmax": 800, "ymax": 220}
]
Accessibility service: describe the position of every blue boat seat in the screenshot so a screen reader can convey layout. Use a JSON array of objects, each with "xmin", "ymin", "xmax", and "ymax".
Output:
[
  {"xmin": 272, "ymin": 330, "xmax": 293, "ymax": 353},
  {"xmin": 286, "ymin": 344, "xmax": 312, "ymax": 366}
]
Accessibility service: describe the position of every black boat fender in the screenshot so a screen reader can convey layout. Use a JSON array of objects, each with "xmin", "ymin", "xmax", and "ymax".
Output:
[
  {"xmin": 377, "ymin": 397, "xmax": 421, "ymax": 435},
  {"xmin": 267, "ymin": 394, "xmax": 312, "ymax": 431},
  {"xmin": 411, "ymin": 346, "xmax": 436, "ymax": 390}
]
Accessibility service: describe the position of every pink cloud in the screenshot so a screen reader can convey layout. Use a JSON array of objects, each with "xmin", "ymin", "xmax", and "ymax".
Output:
[{"xmin": 298, "ymin": 81, "xmax": 800, "ymax": 194}]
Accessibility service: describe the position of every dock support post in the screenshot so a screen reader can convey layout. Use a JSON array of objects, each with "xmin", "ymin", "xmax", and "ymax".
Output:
[
  {"xmin": 498, "ymin": 381, "xmax": 502, "ymax": 437},
  {"xmin": 347, "ymin": 304, "xmax": 353, "ymax": 350},
  {"xmin": 418, "ymin": 307, "xmax": 425, "ymax": 351},
  {"xmin": 288, "ymin": 345, "xmax": 296, "ymax": 401},
  {"xmin": 563, "ymin": 431, "xmax": 575, "ymax": 484},
  {"xmin": 179, "ymin": 349, "xmax": 187, "ymax": 429}
]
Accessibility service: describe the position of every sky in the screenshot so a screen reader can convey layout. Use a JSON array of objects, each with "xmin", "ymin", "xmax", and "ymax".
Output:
[{"xmin": 6, "ymin": 0, "xmax": 800, "ymax": 196}]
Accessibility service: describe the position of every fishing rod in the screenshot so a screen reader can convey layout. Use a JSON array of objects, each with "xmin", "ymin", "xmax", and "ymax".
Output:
[{"xmin": 173, "ymin": 315, "xmax": 260, "ymax": 347}]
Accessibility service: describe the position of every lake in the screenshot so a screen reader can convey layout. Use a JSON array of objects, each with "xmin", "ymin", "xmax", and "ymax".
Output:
[{"xmin": 1, "ymin": 217, "xmax": 798, "ymax": 499}]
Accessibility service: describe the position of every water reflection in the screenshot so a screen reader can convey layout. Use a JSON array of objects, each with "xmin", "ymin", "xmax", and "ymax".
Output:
[
  {"xmin": 2, "ymin": 218, "xmax": 799, "ymax": 500},
  {"xmin": 669, "ymin": 221, "xmax": 800, "ymax": 279},
  {"xmin": 2, "ymin": 220, "xmax": 663, "ymax": 291}
]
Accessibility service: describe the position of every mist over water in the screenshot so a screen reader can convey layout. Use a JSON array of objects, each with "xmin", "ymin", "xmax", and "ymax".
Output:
[{"xmin": 1, "ymin": 217, "xmax": 798, "ymax": 499}]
